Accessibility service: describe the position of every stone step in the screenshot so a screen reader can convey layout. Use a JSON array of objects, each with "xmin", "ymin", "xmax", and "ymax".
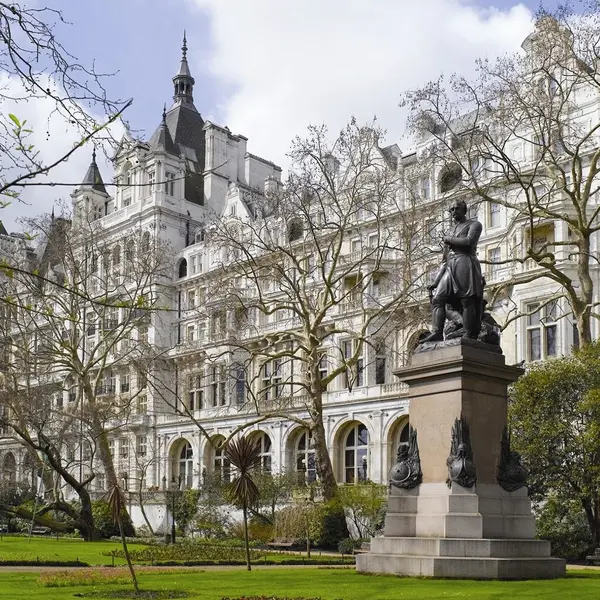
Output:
[
  {"xmin": 356, "ymin": 552, "xmax": 565, "ymax": 579},
  {"xmin": 370, "ymin": 536, "xmax": 552, "ymax": 558}
]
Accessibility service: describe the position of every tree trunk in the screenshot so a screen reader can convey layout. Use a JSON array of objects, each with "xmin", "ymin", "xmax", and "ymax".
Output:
[
  {"xmin": 312, "ymin": 415, "xmax": 337, "ymax": 501},
  {"xmin": 138, "ymin": 487, "xmax": 154, "ymax": 535},
  {"xmin": 243, "ymin": 504, "xmax": 251, "ymax": 571},
  {"xmin": 575, "ymin": 236, "xmax": 594, "ymax": 346},
  {"xmin": 118, "ymin": 513, "xmax": 139, "ymax": 594}
]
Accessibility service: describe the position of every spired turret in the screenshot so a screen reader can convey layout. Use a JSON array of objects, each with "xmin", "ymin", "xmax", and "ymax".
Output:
[{"xmin": 71, "ymin": 149, "xmax": 111, "ymax": 222}]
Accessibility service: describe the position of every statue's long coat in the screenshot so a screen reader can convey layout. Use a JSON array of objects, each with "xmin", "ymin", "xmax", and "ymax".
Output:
[{"xmin": 435, "ymin": 218, "xmax": 484, "ymax": 299}]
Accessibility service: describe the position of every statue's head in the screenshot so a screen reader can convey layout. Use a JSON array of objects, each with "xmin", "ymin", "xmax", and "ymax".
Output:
[{"xmin": 449, "ymin": 200, "xmax": 468, "ymax": 222}]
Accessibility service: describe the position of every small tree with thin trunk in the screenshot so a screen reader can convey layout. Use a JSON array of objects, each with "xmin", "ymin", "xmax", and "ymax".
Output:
[
  {"xmin": 108, "ymin": 482, "xmax": 139, "ymax": 595},
  {"xmin": 224, "ymin": 436, "xmax": 262, "ymax": 571}
]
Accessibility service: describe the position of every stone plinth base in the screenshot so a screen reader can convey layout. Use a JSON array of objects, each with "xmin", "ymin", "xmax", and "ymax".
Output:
[
  {"xmin": 384, "ymin": 483, "xmax": 536, "ymax": 540},
  {"xmin": 356, "ymin": 537, "xmax": 565, "ymax": 579}
]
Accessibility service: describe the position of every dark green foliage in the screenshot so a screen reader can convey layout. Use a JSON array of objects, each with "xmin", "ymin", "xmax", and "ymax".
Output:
[
  {"xmin": 92, "ymin": 500, "xmax": 134, "ymax": 539},
  {"xmin": 173, "ymin": 489, "xmax": 200, "ymax": 534},
  {"xmin": 536, "ymin": 497, "xmax": 594, "ymax": 561},
  {"xmin": 510, "ymin": 342, "xmax": 600, "ymax": 546},
  {"xmin": 317, "ymin": 504, "xmax": 348, "ymax": 550},
  {"xmin": 337, "ymin": 537, "xmax": 364, "ymax": 554}
]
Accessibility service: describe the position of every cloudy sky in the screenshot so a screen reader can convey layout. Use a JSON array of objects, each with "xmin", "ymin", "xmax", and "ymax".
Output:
[{"xmin": 1, "ymin": 0, "xmax": 562, "ymax": 230}]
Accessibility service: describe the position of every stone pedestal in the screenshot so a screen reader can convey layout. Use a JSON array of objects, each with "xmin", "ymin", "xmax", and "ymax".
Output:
[{"xmin": 357, "ymin": 342, "xmax": 565, "ymax": 580}]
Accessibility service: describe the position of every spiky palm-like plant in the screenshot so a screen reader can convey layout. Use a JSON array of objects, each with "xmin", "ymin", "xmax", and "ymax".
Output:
[
  {"xmin": 224, "ymin": 436, "xmax": 262, "ymax": 571},
  {"xmin": 107, "ymin": 483, "xmax": 139, "ymax": 594}
]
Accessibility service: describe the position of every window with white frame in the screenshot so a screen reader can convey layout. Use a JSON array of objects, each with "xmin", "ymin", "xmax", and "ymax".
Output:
[
  {"xmin": 234, "ymin": 365, "xmax": 246, "ymax": 405},
  {"xmin": 487, "ymin": 246, "xmax": 501, "ymax": 280},
  {"xmin": 255, "ymin": 432, "xmax": 272, "ymax": 472},
  {"xmin": 488, "ymin": 202, "xmax": 501, "ymax": 228},
  {"xmin": 344, "ymin": 423, "xmax": 369, "ymax": 483},
  {"xmin": 526, "ymin": 300, "xmax": 558, "ymax": 361},
  {"xmin": 188, "ymin": 373, "xmax": 203, "ymax": 411},
  {"xmin": 187, "ymin": 289, "xmax": 196, "ymax": 309},
  {"xmin": 119, "ymin": 438, "xmax": 128, "ymax": 458},
  {"xmin": 164, "ymin": 171, "xmax": 175, "ymax": 196},
  {"xmin": 178, "ymin": 442, "xmax": 194, "ymax": 489},
  {"xmin": 261, "ymin": 359, "xmax": 283, "ymax": 402},
  {"xmin": 213, "ymin": 440, "xmax": 230, "ymax": 483},
  {"xmin": 136, "ymin": 435, "xmax": 147, "ymax": 457},
  {"xmin": 120, "ymin": 372, "xmax": 130, "ymax": 393},
  {"xmin": 209, "ymin": 365, "xmax": 226, "ymax": 407},
  {"xmin": 191, "ymin": 255, "xmax": 197, "ymax": 274},
  {"xmin": 318, "ymin": 353, "xmax": 328, "ymax": 391},
  {"xmin": 108, "ymin": 439, "xmax": 114, "ymax": 458},
  {"xmin": 186, "ymin": 323, "xmax": 195, "ymax": 342},
  {"xmin": 341, "ymin": 339, "xmax": 364, "ymax": 389},
  {"xmin": 295, "ymin": 430, "xmax": 316, "ymax": 485},
  {"xmin": 148, "ymin": 171, "xmax": 155, "ymax": 194},
  {"xmin": 136, "ymin": 395, "xmax": 147, "ymax": 415}
]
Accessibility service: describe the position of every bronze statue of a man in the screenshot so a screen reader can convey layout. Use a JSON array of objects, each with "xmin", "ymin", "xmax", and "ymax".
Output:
[{"xmin": 421, "ymin": 200, "xmax": 484, "ymax": 342}]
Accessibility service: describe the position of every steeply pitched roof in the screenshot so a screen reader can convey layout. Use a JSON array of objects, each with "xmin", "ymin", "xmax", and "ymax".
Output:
[
  {"xmin": 81, "ymin": 149, "xmax": 107, "ymax": 194},
  {"xmin": 149, "ymin": 106, "xmax": 178, "ymax": 155}
]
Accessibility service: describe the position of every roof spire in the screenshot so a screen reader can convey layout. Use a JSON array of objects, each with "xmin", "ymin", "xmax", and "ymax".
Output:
[
  {"xmin": 171, "ymin": 31, "xmax": 196, "ymax": 111},
  {"xmin": 80, "ymin": 148, "xmax": 107, "ymax": 194}
]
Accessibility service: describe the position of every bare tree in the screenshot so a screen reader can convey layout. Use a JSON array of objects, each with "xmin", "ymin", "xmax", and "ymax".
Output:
[
  {"xmin": 173, "ymin": 120, "xmax": 429, "ymax": 502},
  {"xmin": 401, "ymin": 5, "xmax": 600, "ymax": 345},
  {"xmin": 0, "ymin": 210, "xmax": 173, "ymax": 538},
  {"xmin": 0, "ymin": 3, "xmax": 131, "ymax": 205}
]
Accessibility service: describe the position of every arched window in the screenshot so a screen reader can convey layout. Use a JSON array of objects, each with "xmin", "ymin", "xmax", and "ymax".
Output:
[
  {"xmin": 2, "ymin": 452, "xmax": 16, "ymax": 483},
  {"xmin": 122, "ymin": 162, "xmax": 132, "ymax": 187},
  {"xmin": 141, "ymin": 232, "xmax": 151, "ymax": 255},
  {"xmin": 295, "ymin": 430, "xmax": 316, "ymax": 485},
  {"xmin": 439, "ymin": 163, "xmax": 462, "ymax": 193},
  {"xmin": 344, "ymin": 423, "xmax": 369, "ymax": 483},
  {"xmin": 213, "ymin": 438, "xmax": 230, "ymax": 483},
  {"xmin": 255, "ymin": 432, "xmax": 272, "ymax": 472},
  {"xmin": 178, "ymin": 258, "xmax": 188, "ymax": 279},
  {"xmin": 178, "ymin": 441, "xmax": 194, "ymax": 489}
]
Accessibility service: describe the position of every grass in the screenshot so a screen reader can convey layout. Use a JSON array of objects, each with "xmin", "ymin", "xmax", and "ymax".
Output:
[
  {"xmin": 0, "ymin": 567, "xmax": 598, "ymax": 599},
  {"xmin": 0, "ymin": 536, "xmax": 149, "ymax": 566}
]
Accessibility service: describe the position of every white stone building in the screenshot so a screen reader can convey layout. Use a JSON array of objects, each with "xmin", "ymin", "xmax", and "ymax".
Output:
[{"xmin": 1, "ymin": 25, "xmax": 597, "ymax": 531}]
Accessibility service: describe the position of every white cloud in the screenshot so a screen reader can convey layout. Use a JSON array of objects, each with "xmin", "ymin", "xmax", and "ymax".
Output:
[
  {"xmin": 0, "ymin": 74, "xmax": 124, "ymax": 232},
  {"xmin": 191, "ymin": 0, "xmax": 533, "ymax": 166}
]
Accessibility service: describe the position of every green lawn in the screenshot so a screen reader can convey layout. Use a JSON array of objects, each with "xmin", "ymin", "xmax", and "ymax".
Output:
[
  {"xmin": 0, "ymin": 536, "xmax": 149, "ymax": 566},
  {"xmin": 0, "ymin": 567, "xmax": 598, "ymax": 599}
]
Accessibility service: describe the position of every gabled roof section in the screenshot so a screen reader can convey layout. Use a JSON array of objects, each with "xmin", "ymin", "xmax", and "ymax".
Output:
[{"xmin": 81, "ymin": 149, "xmax": 107, "ymax": 194}]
